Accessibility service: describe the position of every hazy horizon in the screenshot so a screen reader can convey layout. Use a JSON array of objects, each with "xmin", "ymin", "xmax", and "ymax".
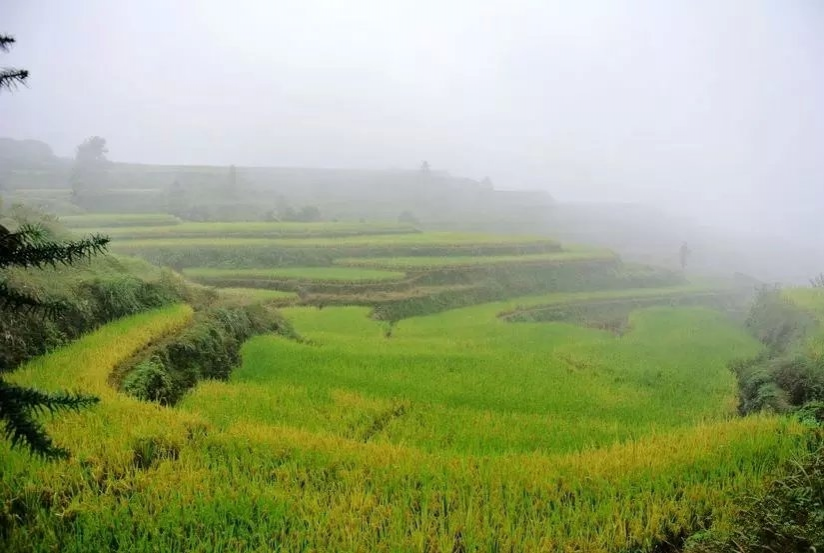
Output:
[{"xmin": 2, "ymin": 0, "xmax": 822, "ymax": 236}]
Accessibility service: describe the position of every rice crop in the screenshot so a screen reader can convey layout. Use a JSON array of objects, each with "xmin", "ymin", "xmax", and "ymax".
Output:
[{"xmin": 0, "ymin": 294, "xmax": 812, "ymax": 552}]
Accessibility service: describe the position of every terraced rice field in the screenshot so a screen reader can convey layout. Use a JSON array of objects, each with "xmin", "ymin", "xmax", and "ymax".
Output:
[
  {"xmin": 109, "ymin": 231, "xmax": 560, "ymax": 250},
  {"xmin": 335, "ymin": 249, "xmax": 615, "ymax": 269},
  {"xmin": 217, "ymin": 287, "xmax": 300, "ymax": 302},
  {"xmin": 184, "ymin": 266, "xmax": 406, "ymax": 282},
  {"xmin": 61, "ymin": 212, "xmax": 183, "ymax": 227},
  {"xmin": 107, "ymin": 226, "xmax": 570, "ymax": 285},
  {"xmin": 1, "ymin": 292, "xmax": 812, "ymax": 552},
  {"xmin": 73, "ymin": 221, "xmax": 420, "ymax": 239},
  {"xmin": 7, "ymin": 213, "xmax": 811, "ymax": 551}
]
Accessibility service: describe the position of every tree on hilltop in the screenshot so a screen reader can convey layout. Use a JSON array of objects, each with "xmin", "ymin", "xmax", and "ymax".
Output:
[
  {"xmin": 71, "ymin": 136, "xmax": 110, "ymax": 208},
  {"xmin": 1, "ymin": 34, "xmax": 110, "ymax": 459},
  {"xmin": 398, "ymin": 210, "xmax": 420, "ymax": 226}
]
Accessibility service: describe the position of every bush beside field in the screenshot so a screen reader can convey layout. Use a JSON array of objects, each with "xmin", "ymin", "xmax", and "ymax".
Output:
[{"xmin": 117, "ymin": 304, "xmax": 293, "ymax": 405}]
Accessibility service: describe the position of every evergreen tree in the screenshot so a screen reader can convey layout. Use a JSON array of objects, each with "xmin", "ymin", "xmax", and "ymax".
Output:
[
  {"xmin": 1, "ymin": 34, "xmax": 110, "ymax": 459},
  {"xmin": 0, "ymin": 223, "xmax": 109, "ymax": 458}
]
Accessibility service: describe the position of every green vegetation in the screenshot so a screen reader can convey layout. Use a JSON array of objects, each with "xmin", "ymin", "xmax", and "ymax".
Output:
[{"xmin": 184, "ymin": 266, "xmax": 406, "ymax": 282}]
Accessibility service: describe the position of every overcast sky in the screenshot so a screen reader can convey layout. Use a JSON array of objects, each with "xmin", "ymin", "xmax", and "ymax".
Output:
[{"xmin": 2, "ymin": 0, "xmax": 822, "ymax": 234}]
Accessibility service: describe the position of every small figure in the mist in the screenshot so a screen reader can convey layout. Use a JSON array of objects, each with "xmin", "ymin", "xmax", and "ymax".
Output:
[{"xmin": 679, "ymin": 242, "xmax": 691, "ymax": 270}]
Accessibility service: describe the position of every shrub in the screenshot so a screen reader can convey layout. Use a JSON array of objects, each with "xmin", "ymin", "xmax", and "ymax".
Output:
[
  {"xmin": 117, "ymin": 304, "xmax": 292, "ymax": 405},
  {"xmin": 745, "ymin": 286, "xmax": 814, "ymax": 352},
  {"xmin": 122, "ymin": 359, "xmax": 175, "ymax": 403},
  {"xmin": 731, "ymin": 287, "xmax": 824, "ymax": 415}
]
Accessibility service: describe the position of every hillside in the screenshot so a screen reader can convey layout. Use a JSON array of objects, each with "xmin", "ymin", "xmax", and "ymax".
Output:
[{"xmin": 5, "ymin": 137, "xmax": 821, "ymax": 284}]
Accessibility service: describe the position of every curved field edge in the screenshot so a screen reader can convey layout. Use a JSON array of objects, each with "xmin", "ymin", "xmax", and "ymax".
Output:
[{"xmin": 0, "ymin": 304, "xmax": 813, "ymax": 552}]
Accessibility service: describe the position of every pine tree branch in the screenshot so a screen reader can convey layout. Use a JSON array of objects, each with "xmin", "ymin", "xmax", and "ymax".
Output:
[
  {"xmin": 0, "ymin": 233, "xmax": 110, "ymax": 269},
  {"xmin": 0, "ymin": 35, "xmax": 15, "ymax": 52},
  {"xmin": 0, "ymin": 68, "xmax": 28, "ymax": 92},
  {"xmin": 15, "ymin": 223, "xmax": 51, "ymax": 244},
  {"xmin": 0, "ymin": 379, "xmax": 99, "ymax": 459}
]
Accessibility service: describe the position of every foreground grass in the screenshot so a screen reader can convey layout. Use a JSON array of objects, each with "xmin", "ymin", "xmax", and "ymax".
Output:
[
  {"xmin": 184, "ymin": 266, "xmax": 406, "ymax": 282},
  {"xmin": 1, "ymin": 298, "xmax": 812, "ymax": 552}
]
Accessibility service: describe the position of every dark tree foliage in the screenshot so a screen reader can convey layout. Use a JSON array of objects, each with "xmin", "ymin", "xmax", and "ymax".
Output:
[{"xmin": 1, "ymin": 34, "xmax": 110, "ymax": 459}]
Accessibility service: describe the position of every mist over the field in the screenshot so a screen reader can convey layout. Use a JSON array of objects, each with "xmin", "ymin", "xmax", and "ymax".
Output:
[{"xmin": 2, "ymin": 0, "xmax": 822, "ymax": 265}]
